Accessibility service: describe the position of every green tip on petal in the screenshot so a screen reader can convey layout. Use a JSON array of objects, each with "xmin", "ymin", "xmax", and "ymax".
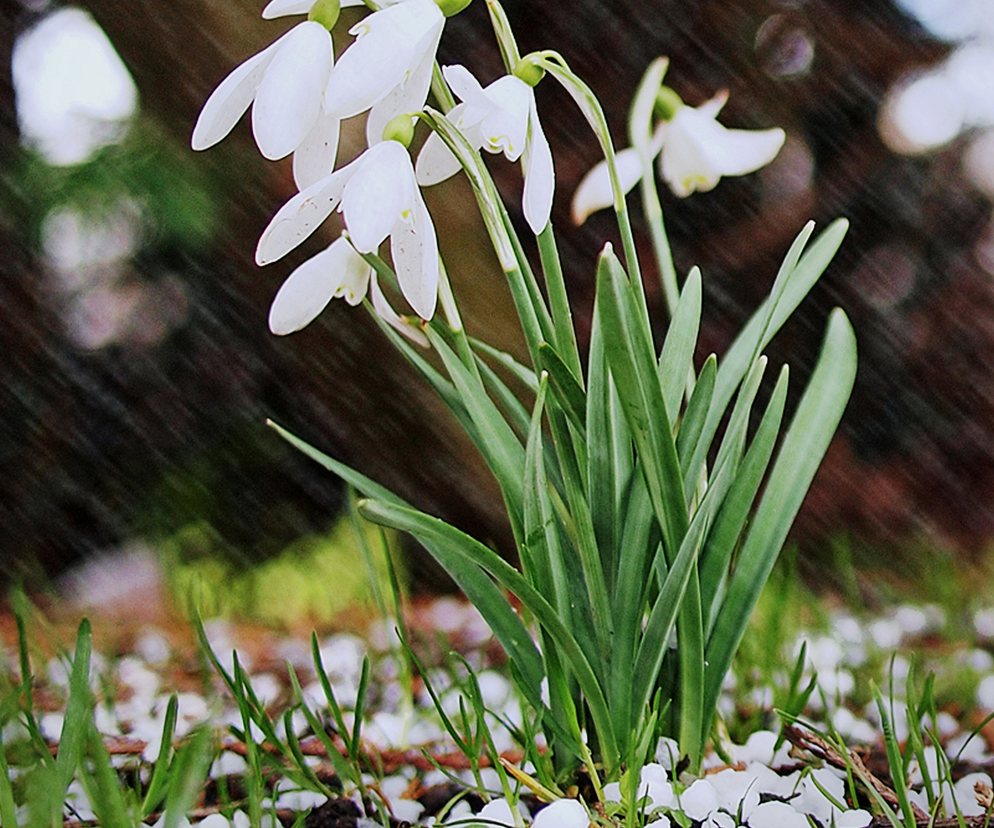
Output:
[
  {"xmin": 513, "ymin": 54, "xmax": 545, "ymax": 88},
  {"xmin": 433, "ymin": 0, "xmax": 472, "ymax": 16},
  {"xmin": 382, "ymin": 113, "xmax": 415, "ymax": 148},
  {"xmin": 307, "ymin": 0, "xmax": 340, "ymax": 30},
  {"xmin": 654, "ymin": 86, "xmax": 684, "ymax": 121}
]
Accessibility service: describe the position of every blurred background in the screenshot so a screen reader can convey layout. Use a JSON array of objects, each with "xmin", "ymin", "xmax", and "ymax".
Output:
[{"xmin": 2, "ymin": 0, "xmax": 994, "ymax": 615}]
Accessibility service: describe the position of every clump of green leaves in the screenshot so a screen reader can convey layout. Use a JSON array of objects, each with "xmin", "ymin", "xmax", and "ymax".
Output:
[{"xmin": 266, "ymin": 32, "xmax": 857, "ymax": 789}]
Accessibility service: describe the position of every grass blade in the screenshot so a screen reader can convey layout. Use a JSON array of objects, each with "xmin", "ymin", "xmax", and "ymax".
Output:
[{"xmin": 55, "ymin": 620, "xmax": 93, "ymax": 796}]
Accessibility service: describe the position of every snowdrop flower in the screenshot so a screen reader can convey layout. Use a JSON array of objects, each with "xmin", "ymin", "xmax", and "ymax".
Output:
[
  {"xmin": 323, "ymin": 0, "xmax": 445, "ymax": 146},
  {"xmin": 257, "ymin": 139, "xmax": 439, "ymax": 324},
  {"xmin": 572, "ymin": 90, "xmax": 785, "ymax": 222},
  {"xmin": 416, "ymin": 64, "xmax": 555, "ymax": 234},
  {"xmin": 192, "ymin": 0, "xmax": 361, "ymax": 188}
]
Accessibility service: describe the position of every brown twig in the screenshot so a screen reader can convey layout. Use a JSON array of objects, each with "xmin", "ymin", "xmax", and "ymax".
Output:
[{"xmin": 783, "ymin": 723, "xmax": 931, "ymax": 823}]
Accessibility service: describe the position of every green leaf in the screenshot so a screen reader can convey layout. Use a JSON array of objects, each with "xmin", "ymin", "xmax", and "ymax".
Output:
[
  {"xmin": 685, "ymin": 220, "xmax": 847, "ymax": 492},
  {"xmin": 162, "ymin": 726, "xmax": 214, "ymax": 828},
  {"xmin": 56, "ymin": 619, "xmax": 93, "ymax": 795},
  {"xmin": 595, "ymin": 245, "xmax": 687, "ymax": 558},
  {"xmin": 586, "ymin": 293, "xmax": 634, "ymax": 582},
  {"xmin": 80, "ymin": 722, "xmax": 131, "ymax": 828},
  {"xmin": 141, "ymin": 694, "xmax": 179, "ymax": 816},
  {"xmin": 522, "ymin": 376, "xmax": 564, "ymax": 607},
  {"xmin": 427, "ymin": 325, "xmax": 527, "ymax": 539},
  {"xmin": 699, "ymin": 365, "xmax": 788, "ymax": 636},
  {"xmin": 702, "ymin": 308, "xmax": 857, "ymax": 741},
  {"xmin": 658, "ymin": 266, "xmax": 702, "ymax": 425},
  {"xmin": 357, "ymin": 497, "xmax": 618, "ymax": 774},
  {"xmin": 268, "ymin": 420, "xmax": 551, "ymax": 736},
  {"xmin": 538, "ymin": 223, "xmax": 584, "ymax": 382},
  {"xmin": 630, "ymin": 463, "xmax": 727, "ymax": 730},
  {"xmin": 539, "ymin": 342, "xmax": 587, "ymax": 437},
  {"xmin": 676, "ymin": 354, "xmax": 716, "ymax": 479},
  {"xmin": 470, "ymin": 338, "xmax": 539, "ymax": 392}
]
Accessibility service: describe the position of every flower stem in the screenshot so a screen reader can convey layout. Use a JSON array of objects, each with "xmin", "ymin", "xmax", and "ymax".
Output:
[{"xmin": 537, "ymin": 223, "xmax": 582, "ymax": 383}]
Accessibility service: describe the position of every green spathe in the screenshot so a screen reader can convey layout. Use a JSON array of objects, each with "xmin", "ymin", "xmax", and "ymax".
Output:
[
  {"xmin": 307, "ymin": 0, "xmax": 340, "ymax": 29},
  {"xmin": 382, "ymin": 112, "xmax": 415, "ymax": 147},
  {"xmin": 513, "ymin": 54, "xmax": 546, "ymax": 88},
  {"xmin": 434, "ymin": 0, "xmax": 472, "ymax": 16}
]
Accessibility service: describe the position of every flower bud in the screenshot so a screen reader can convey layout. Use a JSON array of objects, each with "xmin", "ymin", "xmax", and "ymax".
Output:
[
  {"xmin": 307, "ymin": 0, "xmax": 340, "ymax": 30},
  {"xmin": 382, "ymin": 113, "xmax": 415, "ymax": 147},
  {"xmin": 433, "ymin": 0, "xmax": 472, "ymax": 17},
  {"xmin": 513, "ymin": 54, "xmax": 545, "ymax": 88},
  {"xmin": 653, "ymin": 85, "xmax": 683, "ymax": 121}
]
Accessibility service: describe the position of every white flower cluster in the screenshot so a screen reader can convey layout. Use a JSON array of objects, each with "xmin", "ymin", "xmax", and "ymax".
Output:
[{"xmin": 191, "ymin": 0, "xmax": 556, "ymax": 341}]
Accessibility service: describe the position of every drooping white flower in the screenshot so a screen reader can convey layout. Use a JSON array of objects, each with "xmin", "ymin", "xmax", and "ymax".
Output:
[
  {"xmin": 323, "ymin": 0, "xmax": 445, "ymax": 146},
  {"xmin": 571, "ymin": 90, "xmax": 785, "ymax": 223},
  {"xmin": 660, "ymin": 91, "xmax": 786, "ymax": 196},
  {"xmin": 268, "ymin": 235, "xmax": 428, "ymax": 344},
  {"xmin": 191, "ymin": 1, "xmax": 362, "ymax": 189},
  {"xmin": 257, "ymin": 139, "xmax": 439, "ymax": 322},
  {"xmin": 416, "ymin": 64, "xmax": 555, "ymax": 234},
  {"xmin": 268, "ymin": 236, "xmax": 369, "ymax": 334}
]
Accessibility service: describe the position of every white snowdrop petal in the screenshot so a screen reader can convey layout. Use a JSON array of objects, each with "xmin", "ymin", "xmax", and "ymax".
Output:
[
  {"xmin": 660, "ymin": 112, "xmax": 721, "ymax": 197},
  {"xmin": 256, "ymin": 162, "xmax": 355, "ymax": 265},
  {"xmin": 415, "ymin": 120, "xmax": 465, "ymax": 186},
  {"xmin": 364, "ymin": 22, "xmax": 440, "ymax": 146},
  {"xmin": 261, "ymin": 0, "xmax": 314, "ymax": 18},
  {"xmin": 522, "ymin": 102, "xmax": 554, "ymax": 234},
  {"xmin": 191, "ymin": 38, "xmax": 282, "ymax": 151},
  {"xmin": 370, "ymin": 275, "xmax": 429, "ymax": 347},
  {"xmin": 252, "ymin": 22, "xmax": 332, "ymax": 160},
  {"xmin": 343, "ymin": 142, "xmax": 410, "ymax": 253},
  {"xmin": 708, "ymin": 126, "xmax": 786, "ymax": 176},
  {"xmin": 268, "ymin": 238, "xmax": 369, "ymax": 335},
  {"xmin": 324, "ymin": 0, "xmax": 442, "ymax": 119},
  {"xmin": 391, "ymin": 186, "xmax": 438, "ymax": 319},
  {"xmin": 293, "ymin": 109, "xmax": 341, "ymax": 189},
  {"xmin": 442, "ymin": 63, "xmax": 488, "ymax": 107},
  {"xmin": 571, "ymin": 147, "xmax": 643, "ymax": 224},
  {"xmin": 480, "ymin": 75, "xmax": 531, "ymax": 160}
]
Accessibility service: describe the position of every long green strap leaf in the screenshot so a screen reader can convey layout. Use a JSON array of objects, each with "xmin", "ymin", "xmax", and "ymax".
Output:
[
  {"xmin": 658, "ymin": 266, "xmax": 702, "ymax": 425},
  {"xmin": 426, "ymin": 325, "xmax": 527, "ymax": 540},
  {"xmin": 267, "ymin": 420, "xmax": 552, "ymax": 738},
  {"xmin": 358, "ymin": 497, "xmax": 619, "ymax": 774},
  {"xmin": 595, "ymin": 245, "xmax": 688, "ymax": 557},
  {"xmin": 586, "ymin": 293, "xmax": 634, "ymax": 585},
  {"xmin": 685, "ymin": 220, "xmax": 848, "ymax": 492},
  {"xmin": 702, "ymin": 308, "xmax": 857, "ymax": 741},
  {"xmin": 539, "ymin": 342, "xmax": 587, "ymax": 437},
  {"xmin": 699, "ymin": 365, "xmax": 788, "ymax": 635},
  {"xmin": 676, "ymin": 355, "xmax": 716, "ymax": 480},
  {"xmin": 631, "ymin": 461, "xmax": 731, "ymax": 731}
]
